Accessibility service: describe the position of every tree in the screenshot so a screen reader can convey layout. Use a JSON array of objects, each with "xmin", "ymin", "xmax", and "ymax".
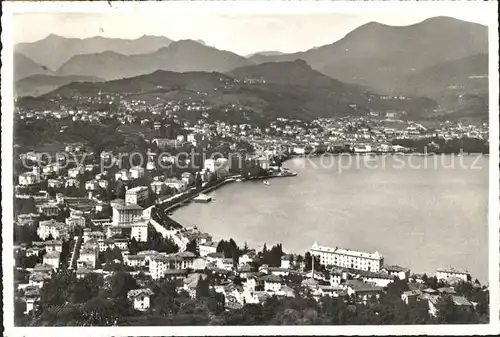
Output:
[
  {"xmin": 39, "ymin": 270, "xmax": 76, "ymax": 308},
  {"xmin": 14, "ymin": 299, "xmax": 27, "ymax": 326},
  {"xmin": 421, "ymin": 273, "xmax": 428, "ymax": 284},
  {"xmin": 195, "ymin": 276, "xmax": 210, "ymax": 299},
  {"xmin": 435, "ymin": 295, "xmax": 457, "ymax": 323},
  {"xmin": 81, "ymin": 296, "xmax": 120, "ymax": 326},
  {"xmin": 216, "ymin": 239, "xmax": 240, "ymax": 259},
  {"xmin": 109, "ymin": 271, "xmax": 138, "ymax": 298},
  {"xmin": 195, "ymin": 172, "xmax": 202, "ymax": 188},
  {"xmin": 186, "ymin": 239, "xmax": 199, "ymax": 257},
  {"xmin": 72, "ymin": 273, "xmax": 103, "ymax": 303},
  {"xmin": 47, "ymin": 186, "xmax": 57, "ymax": 198},
  {"xmin": 153, "ymin": 279, "xmax": 180, "ymax": 315},
  {"xmin": 128, "ymin": 237, "xmax": 139, "ymax": 255},
  {"xmin": 296, "ymin": 255, "xmax": 304, "ymax": 265},
  {"xmin": 14, "ymin": 224, "xmax": 40, "ymax": 244},
  {"xmin": 204, "ymin": 290, "xmax": 225, "ymax": 315},
  {"xmin": 386, "ymin": 278, "xmax": 409, "ymax": 299},
  {"xmin": 303, "ymin": 252, "xmax": 320, "ymax": 272},
  {"xmin": 407, "ymin": 299, "xmax": 430, "ymax": 324},
  {"xmin": 425, "ymin": 276, "xmax": 439, "ymax": 290},
  {"xmin": 115, "ymin": 181, "xmax": 126, "ymax": 199}
]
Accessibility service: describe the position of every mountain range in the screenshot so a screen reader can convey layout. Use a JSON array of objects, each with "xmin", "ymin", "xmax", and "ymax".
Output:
[
  {"xmin": 397, "ymin": 53, "xmax": 488, "ymax": 99},
  {"xmin": 247, "ymin": 17, "xmax": 487, "ymax": 95},
  {"xmin": 15, "ymin": 34, "xmax": 173, "ymax": 71},
  {"xmin": 55, "ymin": 39, "xmax": 254, "ymax": 80},
  {"xmin": 14, "ymin": 53, "xmax": 55, "ymax": 81},
  {"xmin": 13, "ymin": 16, "xmax": 489, "ymax": 120}
]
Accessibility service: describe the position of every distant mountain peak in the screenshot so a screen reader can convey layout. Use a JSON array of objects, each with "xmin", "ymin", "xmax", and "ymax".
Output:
[
  {"xmin": 46, "ymin": 33, "xmax": 64, "ymax": 39},
  {"xmin": 173, "ymin": 39, "xmax": 204, "ymax": 46}
]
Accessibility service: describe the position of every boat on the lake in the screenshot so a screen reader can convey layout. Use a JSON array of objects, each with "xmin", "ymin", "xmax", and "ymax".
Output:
[
  {"xmin": 193, "ymin": 193, "xmax": 212, "ymax": 203},
  {"xmin": 263, "ymin": 180, "xmax": 270, "ymax": 186}
]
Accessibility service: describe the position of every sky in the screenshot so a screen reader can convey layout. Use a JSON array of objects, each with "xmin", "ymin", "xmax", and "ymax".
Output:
[{"xmin": 11, "ymin": 2, "xmax": 494, "ymax": 56}]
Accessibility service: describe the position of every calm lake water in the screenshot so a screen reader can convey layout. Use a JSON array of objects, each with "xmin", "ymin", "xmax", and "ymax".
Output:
[{"xmin": 172, "ymin": 155, "xmax": 489, "ymax": 282}]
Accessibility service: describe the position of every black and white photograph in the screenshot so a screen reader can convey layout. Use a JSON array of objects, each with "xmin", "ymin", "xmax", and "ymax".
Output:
[{"xmin": 1, "ymin": 0, "xmax": 499, "ymax": 335}]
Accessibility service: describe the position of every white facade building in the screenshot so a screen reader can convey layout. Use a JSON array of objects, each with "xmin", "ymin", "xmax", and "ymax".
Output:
[
  {"xmin": 131, "ymin": 219, "xmax": 149, "ymax": 242},
  {"xmin": 149, "ymin": 252, "xmax": 196, "ymax": 280},
  {"xmin": 204, "ymin": 159, "xmax": 216, "ymax": 172},
  {"xmin": 112, "ymin": 203, "xmax": 143, "ymax": 226},
  {"xmin": 130, "ymin": 167, "xmax": 145, "ymax": 179},
  {"xmin": 19, "ymin": 172, "xmax": 39, "ymax": 186},
  {"xmin": 127, "ymin": 288, "xmax": 153, "ymax": 311},
  {"xmin": 263, "ymin": 275, "xmax": 283, "ymax": 292},
  {"xmin": 66, "ymin": 215, "xmax": 85, "ymax": 228},
  {"xmin": 436, "ymin": 268, "xmax": 469, "ymax": 283},
  {"xmin": 199, "ymin": 241, "xmax": 218, "ymax": 257},
  {"xmin": 310, "ymin": 242, "xmax": 384, "ymax": 272},
  {"xmin": 125, "ymin": 186, "xmax": 149, "ymax": 205},
  {"xmin": 123, "ymin": 254, "xmax": 147, "ymax": 268},
  {"xmin": 37, "ymin": 220, "xmax": 68, "ymax": 240}
]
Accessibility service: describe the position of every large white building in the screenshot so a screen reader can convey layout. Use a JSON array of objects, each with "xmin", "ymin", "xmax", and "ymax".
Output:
[
  {"xmin": 310, "ymin": 242, "xmax": 384, "ymax": 272},
  {"xmin": 131, "ymin": 218, "xmax": 149, "ymax": 242},
  {"xmin": 149, "ymin": 252, "xmax": 196, "ymax": 280},
  {"xmin": 199, "ymin": 241, "xmax": 218, "ymax": 257},
  {"xmin": 66, "ymin": 215, "xmax": 85, "ymax": 228},
  {"xmin": 37, "ymin": 220, "xmax": 68, "ymax": 240},
  {"xmin": 436, "ymin": 267, "xmax": 469, "ymax": 283},
  {"xmin": 123, "ymin": 254, "xmax": 147, "ymax": 268},
  {"xmin": 112, "ymin": 203, "xmax": 143, "ymax": 226},
  {"xmin": 125, "ymin": 186, "xmax": 149, "ymax": 205}
]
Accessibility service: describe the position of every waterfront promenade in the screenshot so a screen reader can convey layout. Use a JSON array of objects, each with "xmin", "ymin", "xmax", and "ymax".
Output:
[{"xmin": 145, "ymin": 170, "xmax": 298, "ymax": 248}]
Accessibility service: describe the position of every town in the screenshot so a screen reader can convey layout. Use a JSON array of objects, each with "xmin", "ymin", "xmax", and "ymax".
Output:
[{"xmin": 13, "ymin": 100, "xmax": 489, "ymax": 325}]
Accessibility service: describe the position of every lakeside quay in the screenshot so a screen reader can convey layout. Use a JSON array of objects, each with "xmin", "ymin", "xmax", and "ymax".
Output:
[
  {"xmin": 148, "ymin": 170, "xmax": 298, "ymax": 250},
  {"xmin": 155, "ymin": 171, "xmax": 298, "ymax": 214}
]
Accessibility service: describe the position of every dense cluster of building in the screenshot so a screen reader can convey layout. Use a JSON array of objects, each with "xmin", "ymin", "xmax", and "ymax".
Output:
[{"xmin": 15, "ymin": 197, "xmax": 478, "ymax": 315}]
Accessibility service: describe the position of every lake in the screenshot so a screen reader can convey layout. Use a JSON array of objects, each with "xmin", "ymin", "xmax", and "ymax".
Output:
[{"xmin": 171, "ymin": 155, "xmax": 489, "ymax": 282}]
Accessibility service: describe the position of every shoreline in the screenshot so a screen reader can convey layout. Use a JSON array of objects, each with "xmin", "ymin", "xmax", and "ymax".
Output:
[
  {"xmin": 156, "ymin": 171, "xmax": 297, "ymax": 215},
  {"xmin": 280, "ymin": 152, "xmax": 488, "ymax": 163}
]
